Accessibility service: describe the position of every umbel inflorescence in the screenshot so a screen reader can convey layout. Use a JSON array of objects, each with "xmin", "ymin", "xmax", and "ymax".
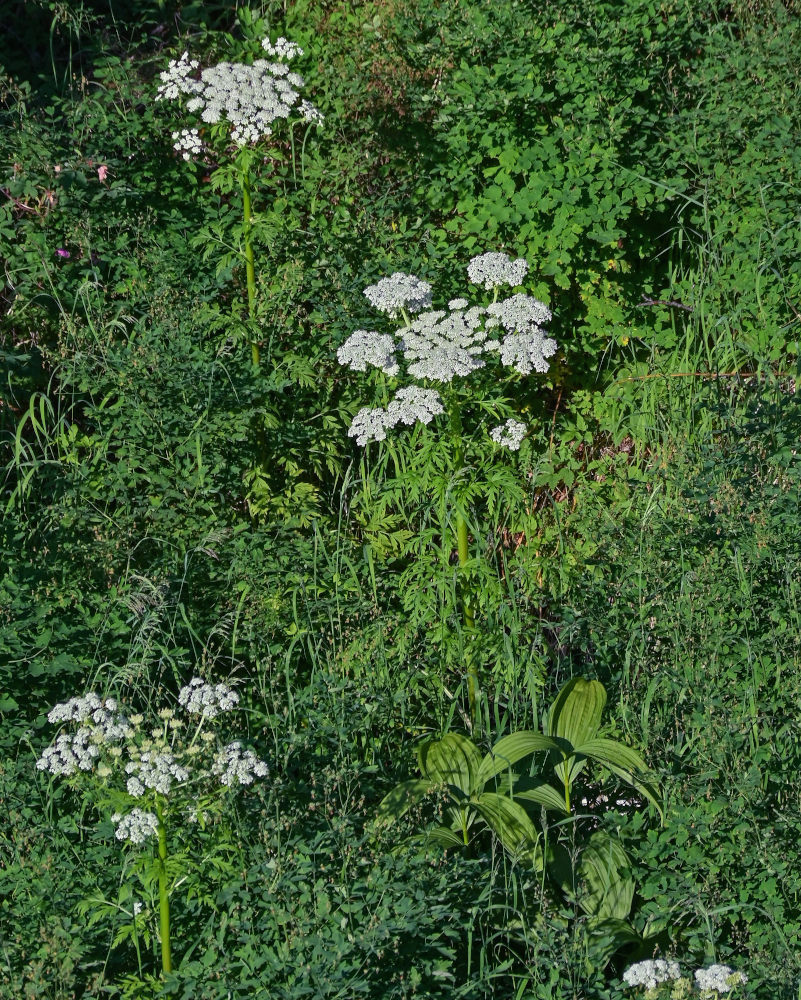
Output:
[
  {"xmin": 156, "ymin": 36, "xmax": 323, "ymax": 153},
  {"xmin": 36, "ymin": 679, "xmax": 268, "ymax": 844},
  {"xmin": 337, "ymin": 253, "xmax": 556, "ymax": 449}
]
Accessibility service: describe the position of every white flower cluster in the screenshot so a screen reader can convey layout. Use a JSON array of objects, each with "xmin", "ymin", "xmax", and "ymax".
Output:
[
  {"xmin": 695, "ymin": 965, "xmax": 748, "ymax": 995},
  {"xmin": 363, "ymin": 272, "xmax": 433, "ymax": 319},
  {"xmin": 212, "ymin": 742, "xmax": 269, "ymax": 786},
  {"xmin": 36, "ymin": 728, "xmax": 98, "ymax": 776},
  {"xmin": 261, "ymin": 36, "xmax": 303, "ymax": 60},
  {"xmin": 37, "ymin": 694, "xmax": 132, "ymax": 774},
  {"xmin": 178, "ymin": 677, "xmax": 239, "ymax": 718},
  {"xmin": 467, "ymin": 252, "xmax": 528, "ymax": 291},
  {"xmin": 623, "ymin": 960, "xmax": 682, "ymax": 991},
  {"xmin": 337, "ymin": 329, "xmax": 399, "ymax": 375},
  {"xmin": 111, "ymin": 808, "xmax": 159, "ymax": 845},
  {"xmin": 171, "ymin": 127, "xmax": 202, "ymax": 160},
  {"xmin": 156, "ymin": 41, "xmax": 322, "ymax": 148},
  {"xmin": 490, "ymin": 418, "xmax": 527, "ymax": 451},
  {"xmin": 484, "ymin": 293, "xmax": 556, "ymax": 375},
  {"xmin": 125, "ymin": 750, "xmax": 190, "ymax": 797},
  {"xmin": 156, "ymin": 51, "xmax": 200, "ymax": 100},
  {"xmin": 348, "ymin": 387, "xmax": 444, "ymax": 446},
  {"xmin": 400, "ymin": 305, "xmax": 489, "ymax": 382},
  {"xmin": 338, "ymin": 253, "xmax": 556, "ymax": 445}
]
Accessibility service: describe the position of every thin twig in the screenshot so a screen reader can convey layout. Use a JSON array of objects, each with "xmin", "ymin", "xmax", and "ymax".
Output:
[{"xmin": 636, "ymin": 296, "xmax": 694, "ymax": 312}]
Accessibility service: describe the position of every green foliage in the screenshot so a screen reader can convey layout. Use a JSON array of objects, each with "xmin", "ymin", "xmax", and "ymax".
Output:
[{"xmin": 2, "ymin": 0, "xmax": 801, "ymax": 996}]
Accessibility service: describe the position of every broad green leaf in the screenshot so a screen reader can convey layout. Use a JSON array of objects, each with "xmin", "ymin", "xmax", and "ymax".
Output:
[
  {"xmin": 418, "ymin": 733, "xmax": 482, "ymax": 795},
  {"xmin": 476, "ymin": 731, "xmax": 566, "ymax": 787},
  {"xmin": 513, "ymin": 780, "xmax": 570, "ymax": 815},
  {"xmin": 548, "ymin": 678, "xmax": 606, "ymax": 746},
  {"xmin": 376, "ymin": 779, "xmax": 434, "ymax": 824},
  {"xmin": 574, "ymin": 738, "xmax": 663, "ymax": 821},
  {"xmin": 549, "ymin": 678, "xmax": 606, "ymax": 789},
  {"xmin": 422, "ymin": 825, "xmax": 467, "ymax": 849},
  {"xmin": 578, "ymin": 832, "xmax": 635, "ymax": 920},
  {"xmin": 475, "ymin": 792, "xmax": 543, "ymax": 869},
  {"xmin": 584, "ymin": 917, "xmax": 642, "ymax": 968}
]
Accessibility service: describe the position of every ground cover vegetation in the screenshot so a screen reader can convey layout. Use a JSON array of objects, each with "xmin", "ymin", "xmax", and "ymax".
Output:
[{"xmin": 1, "ymin": 0, "xmax": 800, "ymax": 996}]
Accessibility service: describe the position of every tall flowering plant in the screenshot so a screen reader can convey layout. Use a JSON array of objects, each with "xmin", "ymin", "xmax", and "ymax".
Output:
[
  {"xmin": 35, "ymin": 679, "xmax": 268, "ymax": 979},
  {"xmin": 337, "ymin": 252, "xmax": 556, "ymax": 726},
  {"xmin": 156, "ymin": 36, "xmax": 323, "ymax": 366}
]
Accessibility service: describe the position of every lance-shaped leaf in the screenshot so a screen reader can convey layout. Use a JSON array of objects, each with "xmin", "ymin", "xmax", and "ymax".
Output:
[
  {"xmin": 418, "ymin": 732, "xmax": 482, "ymax": 796},
  {"xmin": 476, "ymin": 731, "xmax": 566, "ymax": 787},
  {"xmin": 421, "ymin": 825, "xmax": 467, "ymax": 850},
  {"xmin": 474, "ymin": 793, "xmax": 543, "ymax": 870},
  {"xmin": 573, "ymin": 738, "xmax": 663, "ymax": 822},
  {"xmin": 512, "ymin": 778, "xmax": 571, "ymax": 815},
  {"xmin": 548, "ymin": 678, "xmax": 606, "ymax": 788},
  {"xmin": 376, "ymin": 779, "xmax": 435, "ymax": 825}
]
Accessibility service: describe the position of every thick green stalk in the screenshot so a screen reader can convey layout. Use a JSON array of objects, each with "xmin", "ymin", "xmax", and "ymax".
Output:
[
  {"xmin": 156, "ymin": 803, "xmax": 172, "ymax": 975},
  {"xmin": 240, "ymin": 163, "xmax": 259, "ymax": 366},
  {"xmin": 448, "ymin": 398, "xmax": 478, "ymax": 728}
]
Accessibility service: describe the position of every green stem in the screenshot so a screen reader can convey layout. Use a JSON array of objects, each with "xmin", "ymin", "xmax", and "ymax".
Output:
[
  {"xmin": 240, "ymin": 162, "xmax": 259, "ymax": 367},
  {"xmin": 448, "ymin": 397, "xmax": 478, "ymax": 728},
  {"xmin": 156, "ymin": 803, "xmax": 172, "ymax": 976}
]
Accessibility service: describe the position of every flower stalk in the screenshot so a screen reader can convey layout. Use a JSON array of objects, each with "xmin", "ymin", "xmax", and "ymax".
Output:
[
  {"xmin": 156, "ymin": 801, "xmax": 172, "ymax": 975},
  {"xmin": 239, "ymin": 159, "xmax": 259, "ymax": 366}
]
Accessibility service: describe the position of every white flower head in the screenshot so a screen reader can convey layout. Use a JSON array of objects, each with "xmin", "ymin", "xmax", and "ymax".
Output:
[
  {"xmin": 347, "ymin": 387, "xmax": 444, "ymax": 446},
  {"xmin": 467, "ymin": 252, "xmax": 529, "ymax": 291},
  {"xmin": 262, "ymin": 36, "xmax": 304, "ymax": 60},
  {"xmin": 156, "ymin": 51, "xmax": 201, "ymax": 101},
  {"xmin": 157, "ymin": 44, "xmax": 321, "ymax": 147},
  {"xmin": 337, "ymin": 329, "xmax": 399, "ymax": 375},
  {"xmin": 363, "ymin": 272, "xmax": 433, "ymax": 319},
  {"xmin": 385, "ymin": 385, "xmax": 444, "ymax": 427},
  {"xmin": 111, "ymin": 808, "xmax": 159, "ymax": 845},
  {"xmin": 400, "ymin": 306, "xmax": 489, "ymax": 383},
  {"xmin": 171, "ymin": 127, "xmax": 202, "ymax": 160},
  {"xmin": 212, "ymin": 741, "xmax": 269, "ymax": 786},
  {"xmin": 490, "ymin": 418, "xmax": 527, "ymax": 451},
  {"xmin": 623, "ymin": 959, "xmax": 682, "ymax": 991},
  {"xmin": 694, "ymin": 965, "xmax": 748, "ymax": 995},
  {"xmin": 486, "ymin": 293, "xmax": 552, "ymax": 333},
  {"xmin": 178, "ymin": 677, "xmax": 239, "ymax": 719},
  {"xmin": 347, "ymin": 406, "xmax": 391, "ymax": 447}
]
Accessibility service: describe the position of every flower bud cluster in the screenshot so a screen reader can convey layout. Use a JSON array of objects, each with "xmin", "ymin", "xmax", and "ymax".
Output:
[
  {"xmin": 337, "ymin": 253, "xmax": 556, "ymax": 445},
  {"xmin": 490, "ymin": 418, "xmax": 527, "ymax": 451},
  {"xmin": 156, "ymin": 39, "xmax": 322, "ymax": 150}
]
